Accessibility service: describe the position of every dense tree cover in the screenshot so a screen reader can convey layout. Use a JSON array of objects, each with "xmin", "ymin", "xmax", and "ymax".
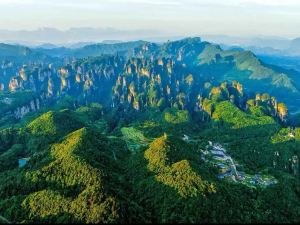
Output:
[
  {"xmin": 212, "ymin": 101, "xmax": 275, "ymax": 129},
  {"xmin": 0, "ymin": 38, "xmax": 300, "ymax": 223},
  {"xmin": 0, "ymin": 106, "xmax": 132, "ymax": 223},
  {"xmin": 144, "ymin": 135, "xmax": 216, "ymax": 198},
  {"xmin": 0, "ymin": 100, "xmax": 299, "ymax": 223},
  {"xmin": 27, "ymin": 110, "xmax": 83, "ymax": 138},
  {"xmin": 163, "ymin": 108, "xmax": 190, "ymax": 124},
  {"xmin": 22, "ymin": 128, "xmax": 122, "ymax": 223},
  {"xmin": 123, "ymin": 118, "xmax": 300, "ymax": 223},
  {"xmin": 197, "ymin": 97, "xmax": 300, "ymax": 177}
]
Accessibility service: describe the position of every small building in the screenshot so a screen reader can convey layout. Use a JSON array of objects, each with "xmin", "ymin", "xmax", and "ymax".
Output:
[
  {"xmin": 217, "ymin": 163, "xmax": 230, "ymax": 173},
  {"xmin": 213, "ymin": 155, "xmax": 227, "ymax": 161},
  {"xmin": 211, "ymin": 150, "xmax": 226, "ymax": 158},
  {"xmin": 182, "ymin": 134, "xmax": 189, "ymax": 142},
  {"xmin": 217, "ymin": 163, "xmax": 227, "ymax": 168},
  {"xmin": 249, "ymin": 180, "xmax": 255, "ymax": 185},
  {"xmin": 217, "ymin": 170, "xmax": 232, "ymax": 179},
  {"xmin": 18, "ymin": 158, "xmax": 30, "ymax": 168},
  {"xmin": 250, "ymin": 176, "xmax": 262, "ymax": 185},
  {"xmin": 202, "ymin": 150, "xmax": 209, "ymax": 155},
  {"xmin": 237, "ymin": 171, "xmax": 245, "ymax": 178},
  {"xmin": 266, "ymin": 179, "xmax": 278, "ymax": 186},
  {"xmin": 235, "ymin": 172, "xmax": 245, "ymax": 181},
  {"xmin": 213, "ymin": 143, "xmax": 226, "ymax": 151}
]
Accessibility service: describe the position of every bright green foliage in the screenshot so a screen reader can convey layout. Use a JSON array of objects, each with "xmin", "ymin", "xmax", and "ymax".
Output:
[
  {"xmin": 22, "ymin": 128, "xmax": 120, "ymax": 223},
  {"xmin": 0, "ymin": 104, "xmax": 299, "ymax": 223},
  {"xmin": 248, "ymin": 105, "xmax": 266, "ymax": 117},
  {"xmin": 163, "ymin": 108, "xmax": 190, "ymax": 124},
  {"xmin": 22, "ymin": 190, "xmax": 70, "ymax": 221},
  {"xmin": 145, "ymin": 135, "xmax": 216, "ymax": 198},
  {"xmin": 27, "ymin": 110, "xmax": 83, "ymax": 138},
  {"xmin": 212, "ymin": 101, "xmax": 276, "ymax": 129},
  {"xmin": 271, "ymin": 127, "xmax": 300, "ymax": 144},
  {"xmin": 121, "ymin": 127, "xmax": 149, "ymax": 152},
  {"xmin": 75, "ymin": 103, "xmax": 103, "ymax": 123}
]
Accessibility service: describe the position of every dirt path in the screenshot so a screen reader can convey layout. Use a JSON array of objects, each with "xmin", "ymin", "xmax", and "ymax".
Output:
[{"xmin": 0, "ymin": 215, "xmax": 11, "ymax": 224}]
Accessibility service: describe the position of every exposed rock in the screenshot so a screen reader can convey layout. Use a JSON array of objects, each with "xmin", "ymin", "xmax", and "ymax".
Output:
[
  {"xmin": 14, "ymin": 105, "xmax": 31, "ymax": 119},
  {"xmin": 9, "ymin": 77, "xmax": 23, "ymax": 92}
]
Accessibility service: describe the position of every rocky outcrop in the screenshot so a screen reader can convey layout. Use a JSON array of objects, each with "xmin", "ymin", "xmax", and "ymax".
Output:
[
  {"xmin": 13, "ymin": 97, "xmax": 42, "ymax": 119},
  {"xmin": 14, "ymin": 106, "xmax": 31, "ymax": 119},
  {"xmin": 9, "ymin": 77, "xmax": 23, "ymax": 92}
]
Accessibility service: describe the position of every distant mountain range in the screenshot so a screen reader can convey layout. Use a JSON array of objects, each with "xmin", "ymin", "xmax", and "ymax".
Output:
[
  {"xmin": 2, "ymin": 27, "xmax": 300, "ymax": 57},
  {"xmin": 203, "ymin": 35, "xmax": 300, "ymax": 57},
  {"xmin": 0, "ymin": 27, "xmax": 180, "ymax": 46}
]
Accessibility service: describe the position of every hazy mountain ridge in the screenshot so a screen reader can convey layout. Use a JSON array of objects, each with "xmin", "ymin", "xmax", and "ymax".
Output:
[
  {"xmin": 204, "ymin": 35, "xmax": 300, "ymax": 56},
  {"xmin": 34, "ymin": 40, "xmax": 147, "ymax": 58},
  {"xmin": 0, "ymin": 27, "xmax": 171, "ymax": 46}
]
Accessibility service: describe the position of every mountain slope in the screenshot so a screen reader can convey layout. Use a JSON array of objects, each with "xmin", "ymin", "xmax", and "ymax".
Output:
[
  {"xmin": 22, "ymin": 128, "xmax": 120, "ymax": 223},
  {"xmin": 35, "ymin": 40, "xmax": 146, "ymax": 58},
  {"xmin": 0, "ymin": 99, "xmax": 299, "ymax": 223},
  {"xmin": 0, "ymin": 43, "xmax": 53, "ymax": 63}
]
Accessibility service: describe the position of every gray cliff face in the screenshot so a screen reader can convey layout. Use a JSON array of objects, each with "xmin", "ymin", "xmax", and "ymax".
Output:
[
  {"xmin": 14, "ymin": 106, "xmax": 30, "ymax": 119},
  {"xmin": 13, "ymin": 97, "xmax": 41, "ymax": 119}
]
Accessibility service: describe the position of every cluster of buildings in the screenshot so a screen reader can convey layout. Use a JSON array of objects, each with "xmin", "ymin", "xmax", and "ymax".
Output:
[
  {"xmin": 201, "ymin": 141, "xmax": 277, "ymax": 187},
  {"xmin": 205, "ymin": 142, "xmax": 242, "ymax": 181}
]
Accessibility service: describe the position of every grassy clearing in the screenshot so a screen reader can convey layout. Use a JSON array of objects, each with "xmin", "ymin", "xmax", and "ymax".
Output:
[{"xmin": 121, "ymin": 127, "xmax": 150, "ymax": 152}]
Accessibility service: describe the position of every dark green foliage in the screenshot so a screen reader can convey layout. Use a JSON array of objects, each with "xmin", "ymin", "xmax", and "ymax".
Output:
[
  {"xmin": 0, "ymin": 103, "xmax": 300, "ymax": 223},
  {"xmin": 0, "ymin": 144, "xmax": 24, "ymax": 172},
  {"xmin": 0, "ymin": 38, "xmax": 300, "ymax": 224},
  {"xmin": 212, "ymin": 101, "xmax": 276, "ymax": 129}
]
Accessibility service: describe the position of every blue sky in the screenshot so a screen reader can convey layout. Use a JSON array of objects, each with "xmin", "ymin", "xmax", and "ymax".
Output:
[{"xmin": 0, "ymin": 0, "xmax": 299, "ymax": 38}]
